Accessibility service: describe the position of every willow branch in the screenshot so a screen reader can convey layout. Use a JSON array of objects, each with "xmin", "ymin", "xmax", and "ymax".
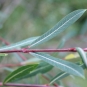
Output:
[
  {"xmin": 0, "ymin": 82, "xmax": 54, "ymax": 87},
  {"xmin": 0, "ymin": 48, "xmax": 87, "ymax": 53}
]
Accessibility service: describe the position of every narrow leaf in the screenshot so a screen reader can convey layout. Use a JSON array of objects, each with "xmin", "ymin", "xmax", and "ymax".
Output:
[
  {"xmin": 3, "ymin": 64, "xmax": 38, "ymax": 84},
  {"xmin": 53, "ymin": 38, "xmax": 65, "ymax": 57},
  {"xmin": 30, "ymin": 52, "xmax": 84, "ymax": 78},
  {"xmin": 0, "ymin": 36, "xmax": 39, "ymax": 51},
  {"xmin": 11, "ymin": 62, "xmax": 53, "ymax": 81},
  {"xmin": 26, "ymin": 62, "xmax": 53, "ymax": 77},
  {"xmin": 50, "ymin": 63, "xmax": 86, "ymax": 84},
  {"xmin": 80, "ymin": 19, "xmax": 87, "ymax": 35},
  {"xmin": 50, "ymin": 72, "xmax": 69, "ymax": 84},
  {"xmin": 30, "ymin": 9, "xmax": 86, "ymax": 47}
]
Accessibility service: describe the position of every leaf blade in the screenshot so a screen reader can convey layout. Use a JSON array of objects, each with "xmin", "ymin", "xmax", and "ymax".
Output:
[
  {"xmin": 30, "ymin": 52, "xmax": 84, "ymax": 78},
  {"xmin": 0, "ymin": 36, "xmax": 39, "ymax": 51},
  {"xmin": 3, "ymin": 64, "xmax": 38, "ymax": 84},
  {"xmin": 11, "ymin": 62, "xmax": 53, "ymax": 81},
  {"xmin": 50, "ymin": 72, "xmax": 69, "ymax": 84},
  {"xmin": 30, "ymin": 9, "xmax": 86, "ymax": 47}
]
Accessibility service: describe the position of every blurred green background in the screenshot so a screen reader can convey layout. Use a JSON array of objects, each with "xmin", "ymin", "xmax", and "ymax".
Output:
[{"xmin": 0, "ymin": 0, "xmax": 87, "ymax": 87}]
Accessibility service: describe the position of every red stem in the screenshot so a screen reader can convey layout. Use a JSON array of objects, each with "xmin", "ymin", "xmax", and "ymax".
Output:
[
  {"xmin": 0, "ymin": 48, "xmax": 87, "ymax": 53},
  {"xmin": 0, "ymin": 82, "xmax": 54, "ymax": 87}
]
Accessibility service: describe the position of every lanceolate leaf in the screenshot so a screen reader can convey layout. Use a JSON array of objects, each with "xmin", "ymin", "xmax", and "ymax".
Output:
[
  {"xmin": 30, "ymin": 9, "xmax": 86, "ymax": 48},
  {"xmin": 3, "ymin": 64, "xmax": 38, "ymax": 84},
  {"xmin": 50, "ymin": 63, "xmax": 86, "ymax": 84},
  {"xmin": 30, "ymin": 52, "xmax": 84, "ymax": 78},
  {"xmin": 10, "ymin": 62, "xmax": 53, "ymax": 81},
  {"xmin": 0, "ymin": 36, "xmax": 39, "ymax": 51},
  {"xmin": 50, "ymin": 72, "xmax": 69, "ymax": 84}
]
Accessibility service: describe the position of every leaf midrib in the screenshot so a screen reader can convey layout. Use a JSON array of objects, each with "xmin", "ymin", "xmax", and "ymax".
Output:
[
  {"xmin": 4, "ymin": 66, "xmax": 34, "ymax": 83},
  {"xmin": 30, "ymin": 10, "xmax": 85, "ymax": 47},
  {"xmin": 32, "ymin": 53, "xmax": 83, "ymax": 77}
]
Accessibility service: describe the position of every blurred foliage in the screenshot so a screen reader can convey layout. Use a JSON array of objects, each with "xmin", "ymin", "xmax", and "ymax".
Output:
[{"xmin": 0, "ymin": 0, "xmax": 87, "ymax": 87}]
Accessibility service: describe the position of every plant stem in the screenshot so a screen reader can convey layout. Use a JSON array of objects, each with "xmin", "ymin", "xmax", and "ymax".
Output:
[
  {"xmin": 0, "ymin": 48, "xmax": 87, "ymax": 53},
  {"xmin": 0, "ymin": 82, "xmax": 54, "ymax": 87}
]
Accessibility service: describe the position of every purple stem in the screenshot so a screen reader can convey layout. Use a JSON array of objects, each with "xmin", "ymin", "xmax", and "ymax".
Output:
[
  {"xmin": 0, "ymin": 82, "xmax": 54, "ymax": 87},
  {"xmin": 0, "ymin": 48, "xmax": 87, "ymax": 53}
]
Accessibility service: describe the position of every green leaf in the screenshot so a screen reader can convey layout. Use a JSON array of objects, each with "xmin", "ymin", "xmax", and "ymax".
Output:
[
  {"xmin": 25, "ymin": 62, "xmax": 53, "ymax": 77},
  {"xmin": 0, "ymin": 53, "xmax": 8, "ymax": 56},
  {"xmin": 0, "ymin": 36, "xmax": 39, "ymax": 51},
  {"xmin": 57, "ymin": 39, "xmax": 65, "ymax": 49},
  {"xmin": 52, "ymin": 38, "xmax": 65, "ymax": 57},
  {"xmin": 0, "ymin": 53, "xmax": 8, "ymax": 62},
  {"xmin": 76, "ymin": 47, "xmax": 87, "ymax": 68},
  {"xmin": 64, "ymin": 28, "xmax": 78, "ymax": 40},
  {"xmin": 3, "ymin": 64, "xmax": 38, "ymax": 84},
  {"xmin": 80, "ymin": 19, "xmax": 87, "ymax": 35},
  {"xmin": 30, "ymin": 52, "xmax": 84, "ymax": 78},
  {"xmin": 21, "ymin": 58, "xmax": 41, "ymax": 65},
  {"xmin": 10, "ymin": 62, "xmax": 53, "ymax": 81},
  {"xmin": 30, "ymin": 9, "xmax": 86, "ymax": 48},
  {"xmin": 50, "ymin": 63, "xmax": 86, "ymax": 84},
  {"xmin": 50, "ymin": 72, "xmax": 69, "ymax": 84}
]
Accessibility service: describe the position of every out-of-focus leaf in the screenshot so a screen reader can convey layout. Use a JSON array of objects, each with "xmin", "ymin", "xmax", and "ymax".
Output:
[
  {"xmin": 0, "ymin": 36, "xmax": 39, "ymax": 51},
  {"xmin": 30, "ymin": 9, "xmax": 86, "ymax": 48},
  {"xmin": 4, "ymin": 67, "xmax": 14, "ymax": 72},
  {"xmin": 0, "ymin": 53, "xmax": 8, "ymax": 62},
  {"xmin": 53, "ymin": 38, "xmax": 65, "ymax": 57},
  {"xmin": 21, "ymin": 58, "xmax": 41, "ymax": 65},
  {"xmin": 64, "ymin": 28, "xmax": 78, "ymax": 40},
  {"xmin": 65, "ymin": 53, "xmax": 79, "ymax": 60},
  {"xmin": 30, "ymin": 52, "xmax": 84, "ymax": 78},
  {"xmin": 50, "ymin": 72, "xmax": 69, "ymax": 84},
  {"xmin": 80, "ymin": 19, "xmax": 87, "ymax": 35},
  {"xmin": 0, "ymin": 53, "xmax": 8, "ymax": 56},
  {"xmin": 57, "ymin": 38, "xmax": 65, "ymax": 49},
  {"xmin": 3, "ymin": 64, "xmax": 38, "ymax": 84}
]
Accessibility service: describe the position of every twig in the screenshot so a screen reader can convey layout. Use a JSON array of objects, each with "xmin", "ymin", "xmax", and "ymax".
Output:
[
  {"xmin": 0, "ymin": 82, "xmax": 54, "ymax": 87},
  {"xmin": 0, "ymin": 48, "xmax": 87, "ymax": 53}
]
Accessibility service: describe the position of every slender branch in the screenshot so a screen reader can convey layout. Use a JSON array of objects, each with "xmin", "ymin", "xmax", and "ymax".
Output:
[
  {"xmin": 0, "ymin": 82, "xmax": 54, "ymax": 87},
  {"xmin": 0, "ymin": 48, "xmax": 87, "ymax": 53}
]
